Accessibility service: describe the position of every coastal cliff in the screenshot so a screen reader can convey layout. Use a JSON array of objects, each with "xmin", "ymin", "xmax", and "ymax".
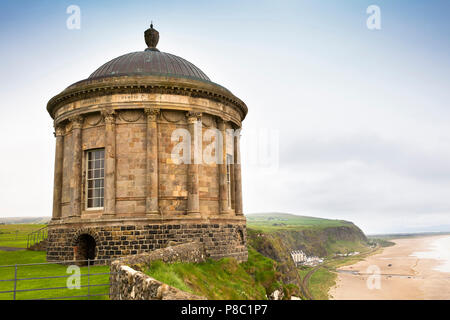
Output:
[{"xmin": 246, "ymin": 213, "xmax": 369, "ymax": 287}]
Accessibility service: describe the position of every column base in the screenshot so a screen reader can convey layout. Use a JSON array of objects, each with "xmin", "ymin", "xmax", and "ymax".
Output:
[{"xmin": 186, "ymin": 211, "xmax": 201, "ymax": 217}]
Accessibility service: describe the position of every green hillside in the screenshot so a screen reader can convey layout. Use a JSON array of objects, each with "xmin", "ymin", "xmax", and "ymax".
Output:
[
  {"xmin": 143, "ymin": 248, "xmax": 300, "ymax": 300},
  {"xmin": 246, "ymin": 213, "xmax": 368, "ymax": 257},
  {"xmin": 246, "ymin": 212, "xmax": 351, "ymax": 231},
  {"xmin": 245, "ymin": 212, "xmax": 369, "ymax": 294}
]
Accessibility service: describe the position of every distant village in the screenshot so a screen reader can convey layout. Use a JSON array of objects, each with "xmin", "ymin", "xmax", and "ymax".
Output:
[
  {"xmin": 291, "ymin": 250, "xmax": 361, "ymax": 267},
  {"xmin": 290, "ymin": 250, "xmax": 323, "ymax": 267}
]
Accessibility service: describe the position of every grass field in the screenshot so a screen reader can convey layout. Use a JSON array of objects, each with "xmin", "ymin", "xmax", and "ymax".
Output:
[
  {"xmin": 0, "ymin": 224, "xmax": 47, "ymax": 248},
  {"xmin": 308, "ymin": 268, "xmax": 336, "ymax": 300},
  {"xmin": 246, "ymin": 213, "xmax": 351, "ymax": 232},
  {"xmin": 0, "ymin": 250, "xmax": 110, "ymax": 300}
]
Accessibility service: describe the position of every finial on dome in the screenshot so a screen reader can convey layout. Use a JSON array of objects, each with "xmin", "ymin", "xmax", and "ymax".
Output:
[{"xmin": 145, "ymin": 22, "xmax": 160, "ymax": 51}]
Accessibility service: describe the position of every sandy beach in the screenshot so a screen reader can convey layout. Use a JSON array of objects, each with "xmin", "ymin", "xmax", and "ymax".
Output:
[{"xmin": 329, "ymin": 235, "xmax": 450, "ymax": 300}]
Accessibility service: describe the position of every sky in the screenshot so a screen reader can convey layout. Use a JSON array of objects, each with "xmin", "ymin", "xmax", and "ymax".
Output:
[{"xmin": 0, "ymin": 0, "xmax": 449, "ymax": 234}]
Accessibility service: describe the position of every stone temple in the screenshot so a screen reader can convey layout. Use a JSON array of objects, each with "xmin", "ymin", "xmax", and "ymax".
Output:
[{"xmin": 46, "ymin": 24, "xmax": 248, "ymax": 264}]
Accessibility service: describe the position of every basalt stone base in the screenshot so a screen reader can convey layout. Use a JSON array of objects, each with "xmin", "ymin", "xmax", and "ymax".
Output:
[{"xmin": 46, "ymin": 217, "xmax": 248, "ymax": 264}]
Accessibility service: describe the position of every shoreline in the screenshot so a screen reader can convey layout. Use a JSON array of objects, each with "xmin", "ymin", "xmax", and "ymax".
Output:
[{"xmin": 329, "ymin": 235, "xmax": 450, "ymax": 300}]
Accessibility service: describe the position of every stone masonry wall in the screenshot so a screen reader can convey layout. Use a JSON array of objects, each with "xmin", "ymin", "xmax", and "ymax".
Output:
[
  {"xmin": 47, "ymin": 220, "xmax": 248, "ymax": 263},
  {"xmin": 110, "ymin": 242, "xmax": 207, "ymax": 300}
]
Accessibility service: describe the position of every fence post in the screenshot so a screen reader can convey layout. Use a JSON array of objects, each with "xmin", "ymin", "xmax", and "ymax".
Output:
[
  {"xmin": 87, "ymin": 259, "xmax": 90, "ymax": 300},
  {"xmin": 13, "ymin": 264, "xmax": 17, "ymax": 300}
]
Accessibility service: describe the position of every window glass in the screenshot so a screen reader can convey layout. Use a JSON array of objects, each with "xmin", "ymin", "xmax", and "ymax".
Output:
[{"xmin": 86, "ymin": 149, "xmax": 105, "ymax": 209}]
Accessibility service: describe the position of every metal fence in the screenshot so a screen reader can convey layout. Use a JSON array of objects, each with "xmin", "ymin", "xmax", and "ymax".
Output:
[
  {"xmin": 26, "ymin": 226, "xmax": 48, "ymax": 249},
  {"xmin": 0, "ymin": 258, "xmax": 116, "ymax": 300}
]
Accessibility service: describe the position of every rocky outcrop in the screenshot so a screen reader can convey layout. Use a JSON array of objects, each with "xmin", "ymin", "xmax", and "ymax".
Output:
[{"xmin": 110, "ymin": 242, "xmax": 207, "ymax": 300}]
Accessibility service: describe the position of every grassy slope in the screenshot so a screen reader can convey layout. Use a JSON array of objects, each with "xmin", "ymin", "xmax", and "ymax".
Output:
[{"xmin": 144, "ymin": 248, "xmax": 300, "ymax": 300}]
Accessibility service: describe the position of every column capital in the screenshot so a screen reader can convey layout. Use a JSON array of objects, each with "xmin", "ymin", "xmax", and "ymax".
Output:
[
  {"xmin": 101, "ymin": 109, "xmax": 116, "ymax": 124},
  {"xmin": 217, "ymin": 117, "xmax": 227, "ymax": 131},
  {"xmin": 69, "ymin": 115, "xmax": 84, "ymax": 129},
  {"xmin": 53, "ymin": 123, "xmax": 65, "ymax": 137},
  {"xmin": 144, "ymin": 107, "xmax": 160, "ymax": 121},
  {"xmin": 186, "ymin": 111, "xmax": 202, "ymax": 124}
]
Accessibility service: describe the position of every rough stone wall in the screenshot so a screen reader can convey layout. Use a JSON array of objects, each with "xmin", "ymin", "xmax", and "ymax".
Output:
[
  {"xmin": 199, "ymin": 115, "xmax": 220, "ymax": 214},
  {"xmin": 115, "ymin": 117, "xmax": 147, "ymax": 215},
  {"xmin": 158, "ymin": 116, "xmax": 188, "ymax": 214},
  {"xmin": 47, "ymin": 220, "xmax": 248, "ymax": 263},
  {"xmin": 110, "ymin": 243, "xmax": 207, "ymax": 300}
]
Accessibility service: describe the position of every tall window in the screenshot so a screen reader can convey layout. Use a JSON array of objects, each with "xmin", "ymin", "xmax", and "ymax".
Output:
[
  {"xmin": 226, "ymin": 154, "xmax": 233, "ymax": 208},
  {"xmin": 86, "ymin": 149, "xmax": 105, "ymax": 209}
]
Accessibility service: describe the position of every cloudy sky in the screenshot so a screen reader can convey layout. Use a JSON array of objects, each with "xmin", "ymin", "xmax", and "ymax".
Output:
[{"xmin": 0, "ymin": 0, "xmax": 449, "ymax": 234}]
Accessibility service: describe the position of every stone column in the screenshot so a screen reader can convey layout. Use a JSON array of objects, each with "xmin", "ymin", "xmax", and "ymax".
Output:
[
  {"xmin": 69, "ymin": 115, "xmax": 83, "ymax": 218},
  {"xmin": 218, "ymin": 119, "xmax": 229, "ymax": 214},
  {"xmin": 52, "ymin": 124, "xmax": 65, "ymax": 220},
  {"xmin": 103, "ymin": 110, "xmax": 116, "ymax": 216},
  {"xmin": 145, "ymin": 108, "xmax": 160, "ymax": 215},
  {"xmin": 186, "ymin": 112, "xmax": 202, "ymax": 215},
  {"xmin": 230, "ymin": 158, "xmax": 236, "ymax": 211},
  {"xmin": 234, "ymin": 130, "xmax": 243, "ymax": 215}
]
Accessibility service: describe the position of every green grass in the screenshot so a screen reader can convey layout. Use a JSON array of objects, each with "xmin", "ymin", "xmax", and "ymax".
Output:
[
  {"xmin": 246, "ymin": 213, "xmax": 350, "ymax": 233},
  {"xmin": 0, "ymin": 224, "xmax": 47, "ymax": 248},
  {"xmin": 308, "ymin": 268, "xmax": 336, "ymax": 300},
  {"xmin": 298, "ymin": 266, "xmax": 312, "ymax": 281},
  {"xmin": 143, "ymin": 247, "xmax": 292, "ymax": 300},
  {"xmin": 0, "ymin": 250, "xmax": 110, "ymax": 300}
]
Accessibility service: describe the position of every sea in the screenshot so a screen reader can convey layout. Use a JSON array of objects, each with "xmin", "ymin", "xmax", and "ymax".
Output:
[{"xmin": 411, "ymin": 235, "xmax": 450, "ymax": 273}]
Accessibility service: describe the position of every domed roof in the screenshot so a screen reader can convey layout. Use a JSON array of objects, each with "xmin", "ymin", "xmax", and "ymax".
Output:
[
  {"xmin": 89, "ymin": 50, "xmax": 210, "ymax": 82},
  {"xmin": 88, "ymin": 24, "xmax": 210, "ymax": 82},
  {"xmin": 47, "ymin": 24, "xmax": 248, "ymax": 120}
]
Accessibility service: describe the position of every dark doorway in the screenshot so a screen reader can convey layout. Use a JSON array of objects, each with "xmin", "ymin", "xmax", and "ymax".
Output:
[{"xmin": 76, "ymin": 234, "xmax": 96, "ymax": 265}]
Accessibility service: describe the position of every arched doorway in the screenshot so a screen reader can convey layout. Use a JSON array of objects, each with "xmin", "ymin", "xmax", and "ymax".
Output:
[{"xmin": 75, "ymin": 234, "xmax": 96, "ymax": 265}]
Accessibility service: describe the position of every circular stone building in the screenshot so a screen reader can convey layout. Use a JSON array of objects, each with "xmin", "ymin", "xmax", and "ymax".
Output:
[{"xmin": 46, "ymin": 25, "xmax": 248, "ymax": 263}]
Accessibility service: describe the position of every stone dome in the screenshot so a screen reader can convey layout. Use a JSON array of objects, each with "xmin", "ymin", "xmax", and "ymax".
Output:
[
  {"xmin": 88, "ymin": 50, "xmax": 211, "ymax": 82},
  {"xmin": 88, "ymin": 23, "xmax": 210, "ymax": 82}
]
